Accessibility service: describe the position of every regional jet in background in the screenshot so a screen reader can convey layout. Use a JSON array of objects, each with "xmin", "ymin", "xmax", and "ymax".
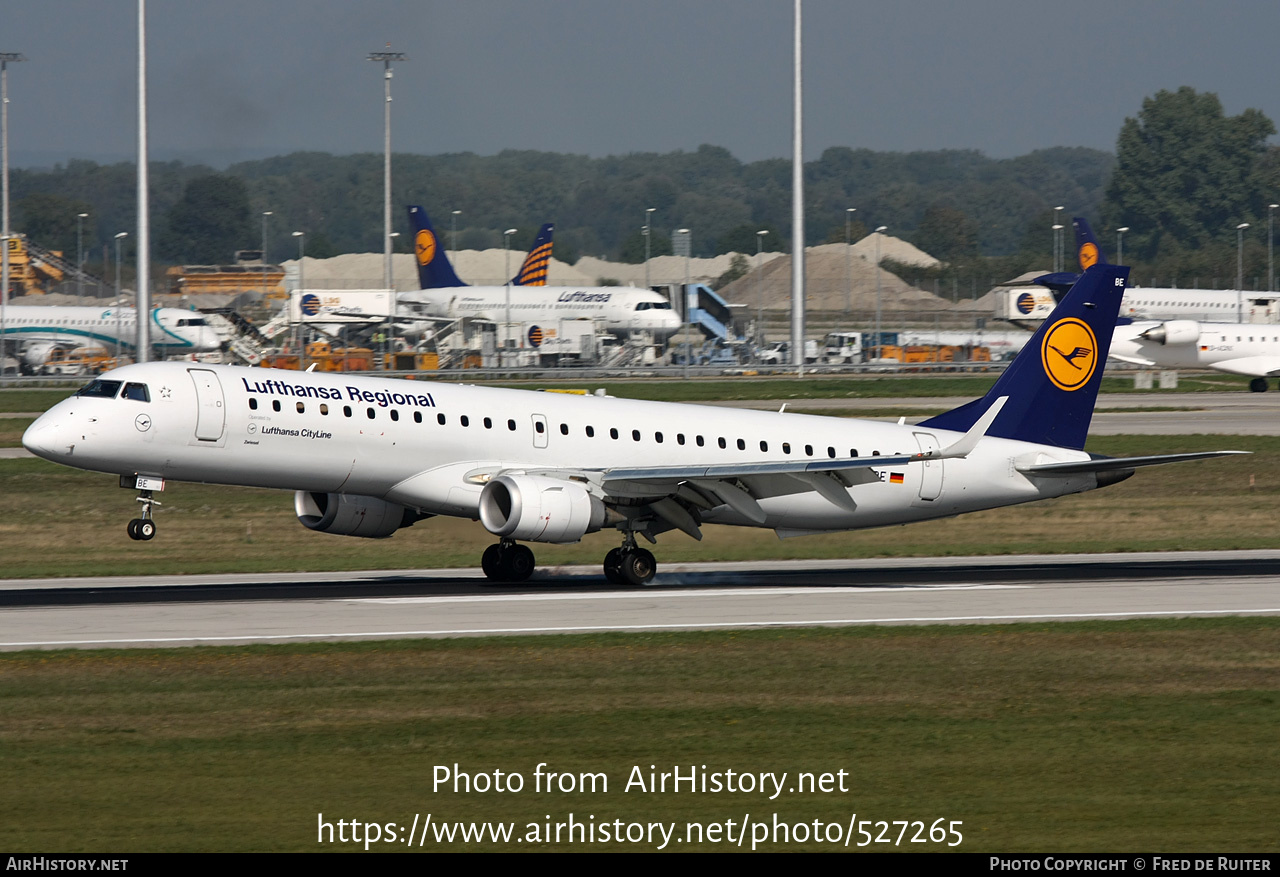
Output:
[
  {"xmin": 1110, "ymin": 320, "xmax": 1280, "ymax": 392},
  {"xmin": 400, "ymin": 206, "xmax": 682, "ymax": 339},
  {"xmin": 1027, "ymin": 218, "xmax": 1280, "ymax": 324},
  {"xmin": 0, "ymin": 306, "xmax": 223, "ymax": 373},
  {"xmin": 24, "ymin": 263, "xmax": 1240, "ymax": 584}
]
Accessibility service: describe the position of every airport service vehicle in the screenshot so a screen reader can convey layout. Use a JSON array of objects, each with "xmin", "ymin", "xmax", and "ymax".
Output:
[
  {"xmin": 1111, "ymin": 320, "xmax": 1280, "ymax": 392},
  {"xmin": 400, "ymin": 206, "xmax": 681, "ymax": 340},
  {"xmin": 24, "ymin": 264, "xmax": 1240, "ymax": 585},
  {"xmin": 0, "ymin": 306, "xmax": 223, "ymax": 373}
]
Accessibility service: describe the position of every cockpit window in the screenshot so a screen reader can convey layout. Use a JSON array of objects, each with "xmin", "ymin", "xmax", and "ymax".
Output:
[
  {"xmin": 123, "ymin": 383, "xmax": 151, "ymax": 402},
  {"xmin": 76, "ymin": 379, "xmax": 123, "ymax": 399},
  {"xmin": 176, "ymin": 318, "xmax": 208, "ymax": 327}
]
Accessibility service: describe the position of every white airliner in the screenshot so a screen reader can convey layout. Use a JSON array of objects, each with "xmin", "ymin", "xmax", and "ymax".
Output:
[
  {"xmin": 0, "ymin": 305, "xmax": 224, "ymax": 372},
  {"xmin": 23, "ymin": 263, "xmax": 1240, "ymax": 585},
  {"xmin": 401, "ymin": 206, "xmax": 682, "ymax": 340},
  {"xmin": 1111, "ymin": 319, "xmax": 1280, "ymax": 392}
]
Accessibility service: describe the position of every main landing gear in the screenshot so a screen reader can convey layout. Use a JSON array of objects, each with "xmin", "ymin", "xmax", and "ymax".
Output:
[
  {"xmin": 127, "ymin": 489, "xmax": 160, "ymax": 541},
  {"xmin": 481, "ymin": 539, "xmax": 536, "ymax": 583},
  {"xmin": 1249, "ymin": 377, "xmax": 1270, "ymax": 393},
  {"xmin": 603, "ymin": 532, "xmax": 656, "ymax": 586}
]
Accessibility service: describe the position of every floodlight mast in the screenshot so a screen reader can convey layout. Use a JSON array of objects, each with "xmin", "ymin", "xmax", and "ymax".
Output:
[
  {"xmin": 0, "ymin": 52, "xmax": 26, "ymax": 381},
  {"xmin": 136, "ymin": 1, "xmax": 150, "ymax": 362},
  {"xmin": 369, "ymin": 48, "xmax": 407, "ymax": 297}
]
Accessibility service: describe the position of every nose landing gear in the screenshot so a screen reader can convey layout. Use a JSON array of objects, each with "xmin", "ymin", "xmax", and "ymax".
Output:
[{"xmin": 127, "ymin": 489, "xmax": 160, "ymax": 541}]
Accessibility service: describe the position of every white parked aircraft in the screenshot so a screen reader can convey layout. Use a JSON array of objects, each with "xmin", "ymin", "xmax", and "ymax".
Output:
[
  {"xmin": 0, "ymin": 305, "xmax": 224, "ymax": 372},
  {"xmin": 400, "ymin": 206, "xmax": 682, "ymax": 340},
  {"xmin": 23, "ymin": 263, "xmax": 1240, "ymax": 585},
  {"xmin": 1110, "ymin": 319, "xmax": 1280, "ymax": 392}
]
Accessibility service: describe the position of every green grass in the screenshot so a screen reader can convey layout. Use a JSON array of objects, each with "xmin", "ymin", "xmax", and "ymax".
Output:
[
  {"xmin": 1, "ymin": 619, "xmax": 1276, "ymax": 852},
  {"xmin": 1, "ymin": 434, "xmax": 1273, "ymax": 579},
  {"xmin": 0, "ymin": 387, "xmax": 77, "ymax": 414}
]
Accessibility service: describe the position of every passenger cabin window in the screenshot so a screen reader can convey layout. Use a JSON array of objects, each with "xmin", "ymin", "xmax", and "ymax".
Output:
[
  {"xmin": 248, "ymin": 398, "xmax": 259, "ymax": 410},
  {"xmin": 272, "ymin": 400, "xmax": 281, "ymax": 412},
  {"xmin": 296, "ymin": 402, "xmax": 305, "ymax": 414},
  {"xmin": 122, "ymin": 383, "xmax": 150, "ymax": 402},
  {"xmin": 77, "ymin": 379, "xmax": 122, "ymax": 399}
]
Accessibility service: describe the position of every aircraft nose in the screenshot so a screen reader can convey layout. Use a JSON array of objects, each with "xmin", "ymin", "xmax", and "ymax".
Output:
[{"xmin": 22, "ymin": 416, "xmax": 72, "ymax": 462}]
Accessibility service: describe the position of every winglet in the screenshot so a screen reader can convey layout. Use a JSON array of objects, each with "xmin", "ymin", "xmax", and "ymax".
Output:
[{"xmin": 920, "ymin": 395, "xmax": 1006, "ymax": 460}]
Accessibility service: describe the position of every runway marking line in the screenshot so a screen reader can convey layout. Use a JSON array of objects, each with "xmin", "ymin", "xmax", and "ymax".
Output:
[
  {"xmin": 4, "ymin": 607, "xmax": 1280, "ymax": 649},
  {"xmin": 344, "ymin": 583, "xmax": 1025, "ymax": 605}
]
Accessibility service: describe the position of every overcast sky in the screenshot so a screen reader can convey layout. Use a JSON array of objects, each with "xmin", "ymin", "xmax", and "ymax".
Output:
[{"xmin": 6, "ymin": 1, "xmax": 1279, "ymax": 168}]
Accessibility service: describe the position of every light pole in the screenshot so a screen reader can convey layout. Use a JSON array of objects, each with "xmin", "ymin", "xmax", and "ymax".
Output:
[
  {"xmin": 643, "ymin": 207, "xmax": 656, "ymax": 291},
  {"xmin": 1269, "ymin": 205, "xmax": 1278, "ymax": 292},
  {"xmin": 292, "ymin": 231, "xmax": 305, "ymax": 364},
  {"xmin": 1, "ymin": 52, "xmax": 25, "ymax": 379},
  {"xmin": 503, "ymin": 228, "xmax": 516, "ymax": 362},
  {"xmin": 874, "ymin": 226, "xmax": 887, "ymax": 360},
  {"xmin": 451, "ymin": 210, "xmax": 461, "ymax": 255},
  {"xmin": 1053, "ymin": 206, "xmax": 1064, "ymax": 272},
  {"xmin": 76, "ymin": 212, "xmax": 88, "ymax": 302},
  {"xmin": 1236, "ymin": 222, "xmax": 1250, "ymax": 321},
  {"xmin": 368, "ymin": 46, "xmax": 406, "ymax": 300},
  {"xmin": 674, "ymin": 228, "xmax": 691, "ymax": 378},
  {"xmin": 136, "ymin": 0, "xmax": 151, "ymax": 363},
  {"xmin": 844, "ymin": 207, "xmax": 856, "ymax": 315},
  {"xmin": 385, "ymin": 231, "xmax": 400, "ymax": 365},
  {"xmin": 755, "ymin": 229, "xmax": 768, "ymax": 345},
  {"xmin": 260, "ymin": 211, "xmax": 272, "ymax": 300},
  {"xmin": 1116, "ymin": 226, "xmax": 1129, "ymax": 265},
  {"xmin": 114, "ymin": 232, "xmax": 127, "ymax": 360}
]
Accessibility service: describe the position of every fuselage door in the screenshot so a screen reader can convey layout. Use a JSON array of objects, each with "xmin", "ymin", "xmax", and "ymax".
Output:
[
  {"xmin": 532, "ymin": 413, "xmax": 549, "ymax": 449},
  {"xmin": 188, "ymin": 368, "xmax": 225, "ymax": 441},
  {"xmin": 913, "ymin": 432, "xmax": 942, "ymax": 502}
]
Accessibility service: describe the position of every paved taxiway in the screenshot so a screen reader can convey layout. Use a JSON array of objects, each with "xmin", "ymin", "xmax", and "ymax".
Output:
[{"xmin": 2, "ymin": 550, "xmax": 1277, "ymax": 650}]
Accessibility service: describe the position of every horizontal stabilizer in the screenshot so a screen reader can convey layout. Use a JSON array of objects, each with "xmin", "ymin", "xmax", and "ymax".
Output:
[{"xmin": 1019, "ymin": 451, "xmax": 1248, "ymax": 476}]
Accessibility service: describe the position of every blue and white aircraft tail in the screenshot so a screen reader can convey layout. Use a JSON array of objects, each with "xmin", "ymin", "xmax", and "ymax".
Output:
[
  {"xmin": 406, "ymin": 205, "xmax": 555, "ymax": 289},
  {"xmin": 923, "ymin": 263, "xmax": 1128, "ymax": 449},
  {"xmin": 1032, "ymin": 217, "xmax": 1118, "ymax": 298}
]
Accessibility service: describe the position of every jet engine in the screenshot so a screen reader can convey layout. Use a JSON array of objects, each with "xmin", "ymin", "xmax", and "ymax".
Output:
[
  {"xmin": 1139, "ymin": 320, "xmax": 1200, "ymax": 346},
  {"xmin": 294, "ymin": 491, "xmax": 427, "ymax": 538},
  {"xmin": 478, "ymin": 474, "xmax": 609, "ymax": 543}
]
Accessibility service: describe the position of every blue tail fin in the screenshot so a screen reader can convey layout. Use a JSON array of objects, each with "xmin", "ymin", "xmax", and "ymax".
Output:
[
  {"xmin": 407, "ymin": 205, "xmax": 467, "ymax": 289},
  {"xmin": 1034, "ymin": 217, "xmax": 1114, "ymax": 297},
  {"xmin": 920, "ymin": 262, "xmax": 1130, "ymax": 450},
  {"xmin": 1073, "ymin": 216, "xmax": 1109, "ymax": 269},
  {"xmin": 511, "ymin": 223, "xmax": 554, "ymax": 286}
]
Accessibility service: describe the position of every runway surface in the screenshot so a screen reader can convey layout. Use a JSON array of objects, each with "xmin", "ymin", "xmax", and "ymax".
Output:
[{"xmin": 2, "ymin": 550, "xmax": 1278, "ymax": 651}]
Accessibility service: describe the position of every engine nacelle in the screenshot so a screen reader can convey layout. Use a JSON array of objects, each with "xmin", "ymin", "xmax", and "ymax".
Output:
[
  {"xmin": 1140, "ymin": 320, "xmax": 1200, "ymax": 346},
  {"xmin": 478, "ymin": 474, "xmax": 608, "ymax": 544},
  {"xmin": 294, "ymin": 491, "xmax": 425, "ymax": 539}
]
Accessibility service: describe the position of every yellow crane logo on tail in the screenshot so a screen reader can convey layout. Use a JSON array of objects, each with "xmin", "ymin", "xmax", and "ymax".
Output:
[
  {"xmin": 415, "ymin": 229, "xmax": 437, "ymax": 266},
  {"xmin": 1078, "ymin": 241, "xmax": 1099, "ymax": 270},
  {"xmin": 1041, "ymin": 317, "xmax": 1098, "ymax": 391}
]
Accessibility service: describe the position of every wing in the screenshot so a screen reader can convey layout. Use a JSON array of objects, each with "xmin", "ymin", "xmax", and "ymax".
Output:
[{"xmin": 521, "ymin": 398, "xmax": 1009, "ymax": 538}]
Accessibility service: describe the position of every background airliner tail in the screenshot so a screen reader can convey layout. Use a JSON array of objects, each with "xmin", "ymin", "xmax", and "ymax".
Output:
[
  {"xmin": 407, "ymin": 205, "xmax": 468, "ymax": 289},
  {"xmin": 921, "ymin": 262, "xmax": 1130, "ymax": 449},
  {"xmin": 511, "ymin": 223, "xmax": 554, "ymax": 286},
  {"xmin": 1073, "ymin": 216, "xmax": 1110, "ymax": 268}
]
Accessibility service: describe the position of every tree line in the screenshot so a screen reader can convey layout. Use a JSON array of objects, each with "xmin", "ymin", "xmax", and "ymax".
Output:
[{"xmin": 10, "ymin": 87, "xmax": 1279, "ymax": 295}]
